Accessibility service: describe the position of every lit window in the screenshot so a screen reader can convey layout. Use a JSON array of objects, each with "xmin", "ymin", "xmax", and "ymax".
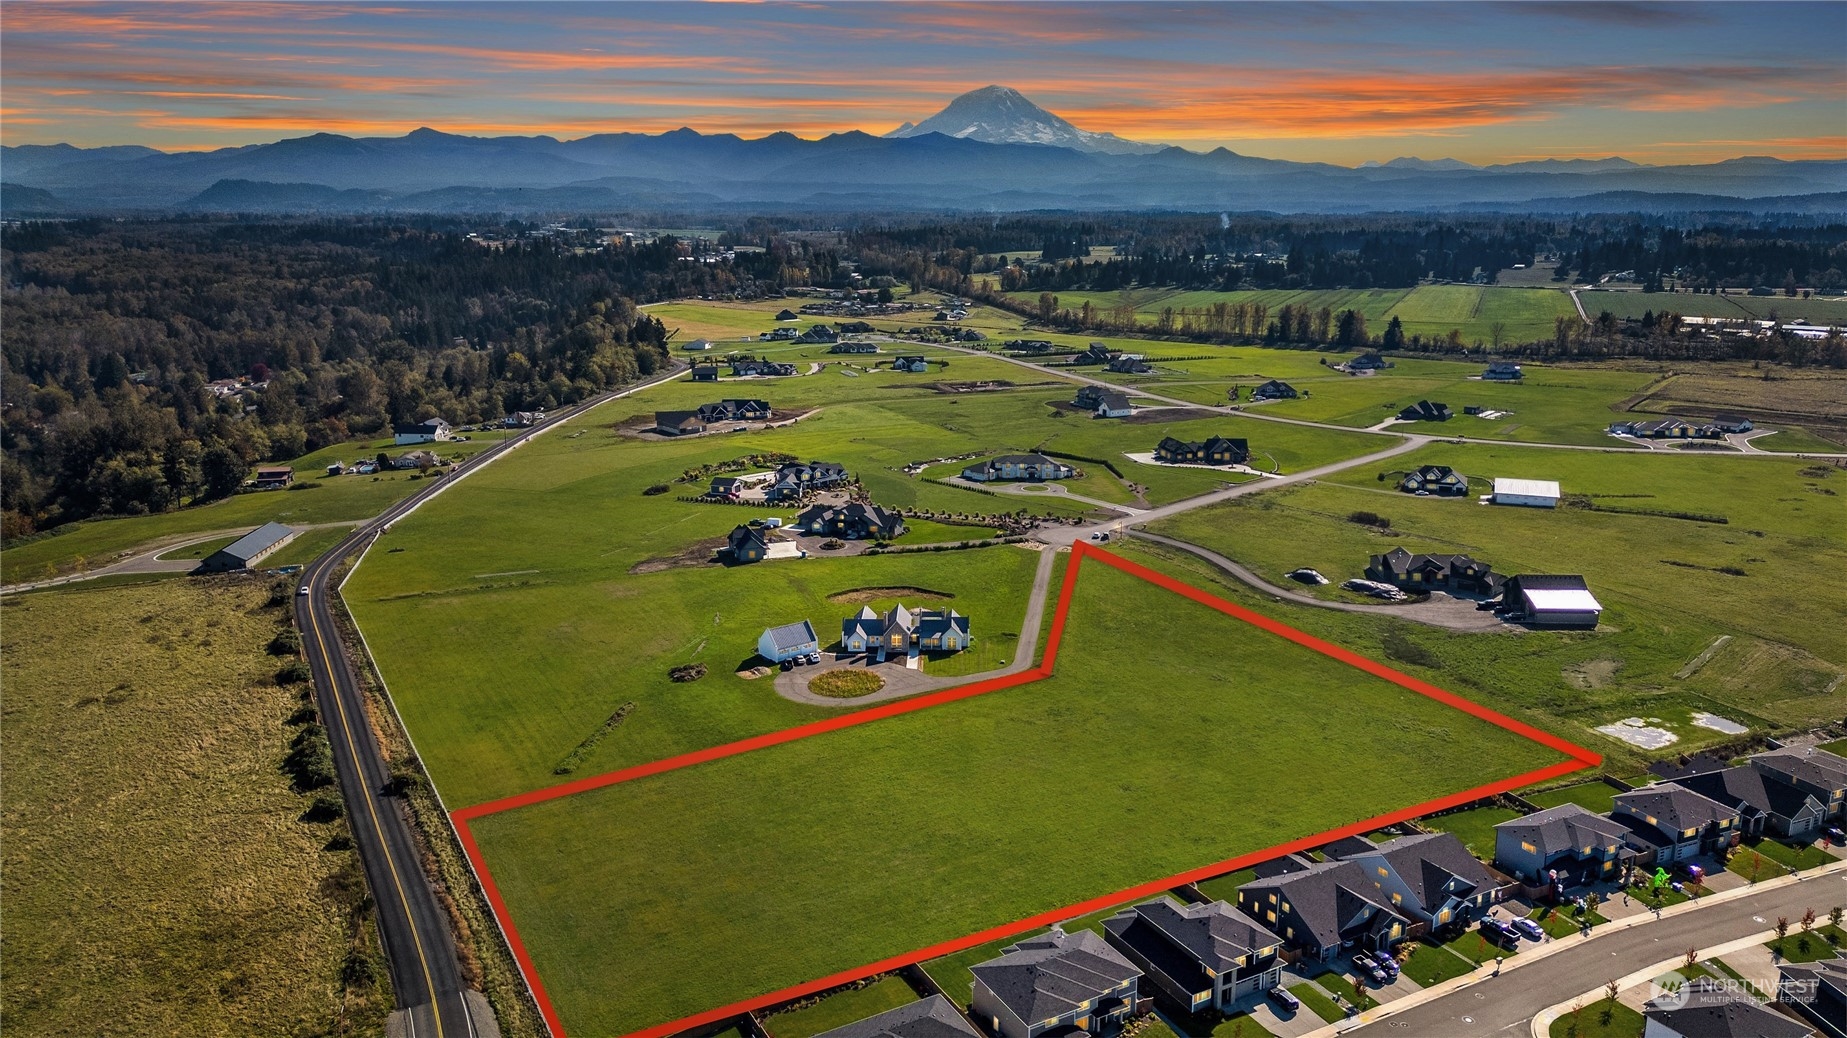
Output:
[{"xmin": 1521, "ymin": 841, "xmax": 1537, "ymax": 854}]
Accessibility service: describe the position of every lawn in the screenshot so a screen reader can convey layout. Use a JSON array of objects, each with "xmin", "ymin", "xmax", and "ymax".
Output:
[
  {"xmin": 1548, "ymin": 1000, "xmax": 1646, "ymax": 1038},
  {"xmin": 1435, "ymin": 927, "xmax": 1517, "ymax": 966},
  {"xmin": 1419, "ymin": 806, "xmax": 1523, "ymax": 858},
  {"xmin": 1528, "ymin": 904, "xmax": 1608, "ymax": 938},
  {"xmin": 1819, "ymin": 738, "xmax": 1847, "ymax": 757},
  {"xmin": 762, "ymin": 977, "xmax": 918, "ymax": 1038},
  {"xmin": 1768, "ymin": 924, "xmax": 1847, "ymax": 963},
  {"xmin": 1285, "ymin": 984, "xmax": 1344, "ymax": 1025},
  {"xmin": 0, "ymin": 577, "xmax": 384, "ymax": 1036},
  {"xmin": 1193, "ymin": 867, "xmax": 1258, "ymax": 904},
  {"xmin": 1526, "ymin": 781, "xmax": 1619, "ymax": 814},
  {"xmin": 1398, "ymin": 942, "xmax": 1475, "ymax": 986},
  {"xmin": 462, "ymin": 553, "xmax": 1567, "ymax": 1037},
  {"xmin": 1743, "ymin": 837, "xmax": 1836, "ymax": 870},
  {"xmin": 1312, "ymin": 972, "xmax": 1376, "ymax": 1012},
  {"xmin": 1163, "ymin": 1008, "xmax": 1276, "ymax": 1038},
  {"xmin": 1144, "ymin": 444, "xmax": 1847, "ymax": 768}
]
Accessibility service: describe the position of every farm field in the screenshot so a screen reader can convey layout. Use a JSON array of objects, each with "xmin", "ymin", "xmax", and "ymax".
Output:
[
  {"xmin": 346, "ymin": 361, "xmax": 1388, "ymax": 806},
  {"xmin": 0, "ymin": 578, "xmax": 382, "ymax": 1036},
  {"xmin": 1005, "ymin": 285, "xmax": 1578, "ymax": 345},
  {"xmin": 1142, "ymin": 444, "xmax": 1847, "ymax": 766},
  {"xmin": 0, "ymin": 429, "xmax": 515, "ymax": 584},
  {"xmin": 462, "ymin": 553, "xmax": 1570, "ymax": 1037},
  {"xmin": 1576, "ymin": 290, "xmax": 1847, "ymax": 325}
]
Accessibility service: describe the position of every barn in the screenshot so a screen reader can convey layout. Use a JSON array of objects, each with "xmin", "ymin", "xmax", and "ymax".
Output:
[
  {"xmin": 1491, "ymin": 477, "xmax": 1561, "ymax": 508},
  {"xmin": 1503, "ymin": 575, "xmax": 1602, "ymax": 627},
  {"xmin": 199, "ymin": 522, "xmax": 297, "ymax": 573}
]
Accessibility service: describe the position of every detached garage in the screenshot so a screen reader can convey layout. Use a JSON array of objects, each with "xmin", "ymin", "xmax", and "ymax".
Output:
[
  {"xmin": 1491, "ymin": 477, "xmax": 1561, "ymax": 508},
  {"xmin": 1504, "ymin": 574, "xmax": 1602, "ymax": 627},
  {"xmin": 757, "ymin": 620, "xmax": 819, "ymax": 663}
]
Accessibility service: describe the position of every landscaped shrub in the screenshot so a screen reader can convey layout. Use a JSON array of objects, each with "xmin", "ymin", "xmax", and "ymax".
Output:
[
  {"xmin": 808, "ymin": 669, "xmax": 885, "ymax": 699},
  {"xmin": 1348, "ymin": 510, "xmax": 1392, "ymax": 528}
]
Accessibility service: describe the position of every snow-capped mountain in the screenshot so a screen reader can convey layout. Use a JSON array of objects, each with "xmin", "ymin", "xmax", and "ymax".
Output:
[{"xmin": 884, "ymin": 85, "xmax": 1165, "ymax": 155}]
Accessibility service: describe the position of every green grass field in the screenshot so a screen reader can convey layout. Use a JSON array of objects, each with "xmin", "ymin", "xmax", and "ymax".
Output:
[
  {"xmin": 1419, "ymin": 806, "xmax": 1523, "ymax": 858},
  {"xmin": 1399, "ymin": 942, "xmax": 1474, "ymax": 986},
  {"xmin": 1525, "ymin": 781, "xmax": 1619, "ymax": 815},
  {"xmin": 1576, "ymin": 290, "xmax": 1847, "ymax": 326},
  {"xmin": 762, "ymin": 977, "xmax": 919, "ymax": 1038},
  {"xmin": 920, "ymin": 900, "xmax": 1133, "ymax": 1008},
  {"xmin": 346, "ymin": 350, "xmax": 1388, "ymax": 806},
  {"xmin": 463, "ymin": 556, "xmax": 1564, "ymax": 1037},
  {"xmin": 1144, "ymin": 444, "xmax": 1847, "ymax": 765},
  {"xmin": 1, "ymin": 430, "xmax": 515, "ymax": 584},
  {"xmin": 0, "ymin": 578, "xmax": 384, "ymax": 1036},
  {"xmin": 1548, "ymin": 1000, "xmax": 1645, "ymax": 1038},
  {"xmin": 1006, "ymin": 285, "xmax": 1579, "ymax": 345}
]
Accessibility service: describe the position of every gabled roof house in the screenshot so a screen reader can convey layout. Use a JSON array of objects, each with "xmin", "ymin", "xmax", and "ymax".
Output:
[
  {"xmin": 1102, "ymin": 898, "xmax": 1283, "ymax": 1012},
  {"xmin": 970, "ymin": 927, "xmax": 1142, "ymax": 1038},
  {"xmin": 1493, "ymin": 803, "xmax": 1631, "ymax": 886},
  {"xmin": 813, "ymin": 995, "xmax": 983, "ymax": 1038},
  {"xmin": 1400, "ymin": 465, "xmax": 1467, "ymax": 496},
  {"xmin": 797, "ymin": 501, "xmax": 906, "ymax": 541},
  {"xmin": 1674, "ymin": 765, "xmax": 1829, "ymax": 842},
  {"xmin": 1250, "ymin": 379, "xmax": 1299, "ymax": 400},
  {"xmin": 1334, "ymin": 832, "xmax": 1501, "ymax": 931},
  {"xmin": 1237, "ymin": 860, "xmax": 1405, "ymax": 962},
  {"xmin": 1610, "ymin": 785, "xmax": 1741, "ymax": 864}
]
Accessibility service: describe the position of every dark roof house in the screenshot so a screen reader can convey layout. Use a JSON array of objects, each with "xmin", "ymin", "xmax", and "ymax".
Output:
[
  {"xmin": 1102, "ymin": 898, "xmax": 1284, "ymax": 1012},
  {"xmin": 1250, "ymin": 379, "xmax": 1299, "ymax": 400},
  {"xmin": 726, "ymin": 524, "xmax": 771, "ymax": 564},
  {"xmin": 812, "ymin": 995, "xmax": 983, "ymax": 1038},
  {"xmin": 1400, "ymin": 465, "xmax": 1468, "ymax": 496},
  {"xmin": 1237, "ymin": 860, "xmax": 1405, "ymax": 961},
  {"xmin": 1366, "ymin": 547, "xmax": 1501, "ymax": 594},
  {"xmin": 1093, "ymin": 390, "xmax": 1133, "ymax": 418},
  {"xmin": 1674, "ymin": 766, "xmax": 1828, "ymax": 842},
  {"xmin": 797, "ymin": 501, "xmax": 906, "ymax": 541},
  {"xmin": 1398, "ymin": 400, "xmax": 1453, "ymax": 422},
  {"xmin": 1779, "ymin": 954, "xmax": 1847, "ymax": 1038},
  {"xmin": 970, "ymin": 927, "xmax": 1141, "ymax": 1038},
  {"xmin": 656, "ymin": 410, "xmax": 707, "ymax": 436},
  {"xmin": 1645, "ymin": 978, "xmax": 1815, "ymax": 1038},
  {"xmin": 1333, "ymin": 832, "xmax": 1501, "ymax": 929},
  {"xmin": 1492, "ymin": 803, "xmax": 1631, "ymax": 886}
]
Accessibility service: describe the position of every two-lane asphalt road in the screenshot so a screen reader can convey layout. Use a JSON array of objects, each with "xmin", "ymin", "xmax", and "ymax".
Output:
[{"xmin": 293, "ymin": 366, "xmax": 683, "ymax": 1036}]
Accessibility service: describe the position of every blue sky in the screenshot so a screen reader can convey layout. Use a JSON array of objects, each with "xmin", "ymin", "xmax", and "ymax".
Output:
[{"xmin": 4, "ymin": 1, "xmax": 1843, "ymax": 164}]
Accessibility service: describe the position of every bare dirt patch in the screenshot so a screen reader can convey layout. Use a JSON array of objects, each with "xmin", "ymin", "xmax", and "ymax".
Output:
[
  {"xmin": 825, "ymin": 585, "xmax": 956, "ymax": 604},
  {"xmin": 1563, "ymin": 658, "xmax": 1624, "ymax": 689},
  {"xmin": 629, "ymin": 536, "xmax": 726, "ymax": 574},
  {"xmin": 807, "ymin": 669, "xmax": 886, "ymax": 699}
]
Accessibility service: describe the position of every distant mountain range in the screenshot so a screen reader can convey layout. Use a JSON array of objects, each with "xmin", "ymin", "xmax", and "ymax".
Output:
[{"xmin": 4, "ymin": 86, "xmax": 1844, "ymax": 216}]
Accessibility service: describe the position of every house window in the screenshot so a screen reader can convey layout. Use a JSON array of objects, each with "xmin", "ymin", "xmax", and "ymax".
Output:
[
  {"xmin": 1646, "ymin": 815, "xmax": 1657, "ymax": 826},
  {"xmin": 1521, "ymin": 841, "xmax": 1537, "ymax": 853},
  {"xmin": 1268, "ymin": 893, "xmax": 1277, "ymax": 904},
  {"xmin": 1391, "ymin": 923, "xmax": 1403, "ymax": 937},
  {"xmin": 1192, "ymin": 993, "xmax": 1208, "ymax": 1007},
  {"xmin": 1281, "ymin": 901, "xmax": 1291, "ymax": 913},
  {"xmin": 1286, "ymin": 926, "xmax": 1294, "ymax": 939},
  {"xmin": 1377, "ymin": 866, "xmax": 1388, "ymax": 878},
  {"xmin": 1438, "ymin": 910, "xmax": 1450, "ymax": 923},
  {"xmin": 1391, "ymin": 893, "xmax": 1402, "ymax": 905},
  {"xmin": 1266, "ymin": 910, "xmax": 1277, "ymax": 924}
]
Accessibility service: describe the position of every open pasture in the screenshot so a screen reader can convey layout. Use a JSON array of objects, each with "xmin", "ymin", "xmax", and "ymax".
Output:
[
  {"xmin": 1145, "ymin": 443, "xmax": 1847, "ymax": 763},
  {"xmin": 1577, "ymin": 290, "xmax": 1847, "ymax": 326},
  {"xmin": 348, "ymin": 365, "xmax": 1393, "ymax": 806},
  {"xmin": 460, "ymin": 550, "xmax": 1572, "ymax": 1038}
]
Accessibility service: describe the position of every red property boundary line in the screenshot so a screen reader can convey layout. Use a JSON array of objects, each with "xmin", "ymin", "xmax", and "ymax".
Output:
[{"xmin": 450, "ymin": 541, "xmax": 1602, "ymax": 1038}]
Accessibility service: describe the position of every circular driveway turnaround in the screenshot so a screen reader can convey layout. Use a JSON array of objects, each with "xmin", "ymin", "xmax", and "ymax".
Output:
[{"xmin": 774, "ymin": 546, "xmax": 1059, "ymax": 707}]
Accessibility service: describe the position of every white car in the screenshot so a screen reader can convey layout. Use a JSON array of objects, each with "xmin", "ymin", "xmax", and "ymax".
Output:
[{"xmin": 297, "ymin": 586, "xmax": 310, "ymax": 596}]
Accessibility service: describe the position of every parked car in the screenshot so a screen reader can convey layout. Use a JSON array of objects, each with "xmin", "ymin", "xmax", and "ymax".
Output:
[
  {"xmin": 1511, "ymin": 918, "xmax": 1545, "ymax": 941},
  {"xmin": 804, "ymin": 652, "xmax": 821, "ymax": 665},
  {"xmin": 1371, "ymin": 949, "xmax": 1400, "ymax": 976},
  {"xmin": 1266, "ymin": 987, "xmax": 1301, "ymax": 1013},
  {"xmin": 1479, "ymin": 918, "xmax": 1517, "ymax": 947},
  {"xmin": 1351, "ymin": 954, "xmax": 1388, "ymax": 984},
  {"xmin": 1827, "ymin": 826, "xmax": 1846, "ymax": 844}
]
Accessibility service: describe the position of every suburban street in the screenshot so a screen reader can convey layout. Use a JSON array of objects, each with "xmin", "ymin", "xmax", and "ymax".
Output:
[{"xmin": 1346, "ymin": 869, "xmax": 1847, "ymax": 1038}]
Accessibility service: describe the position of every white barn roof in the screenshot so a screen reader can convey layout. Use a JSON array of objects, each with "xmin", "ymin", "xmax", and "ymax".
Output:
[
  {"xmin": 1493, "ymin": 478, "xmax": 1560, "ymax": 498},
  {"xmin": 1524, "ymin": 588, "xmax": 1602, "ymax": 612}
]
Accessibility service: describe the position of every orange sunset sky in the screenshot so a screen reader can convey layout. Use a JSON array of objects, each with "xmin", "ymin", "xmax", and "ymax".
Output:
[{"xmin": 4, "ymin": 1, "xmax": 1844, "ymax": 165}]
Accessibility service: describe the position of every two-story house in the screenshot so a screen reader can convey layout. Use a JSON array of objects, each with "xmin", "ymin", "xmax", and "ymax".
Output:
[
  {"xmin": 1237, "ymin": 860, "xmax": 1404, "ymax": 962},
  {"xmin": 1399, "ymin": 465, "xmax": 1468, "ymax": 496},
  {"xmin": 970, "ymin": 927, "xmax": 1142, "ymax": 1038},
  {"xmin": 1250, "ymin": 379, "xmax": 1299, "ymax": 400},
  {"xmin": 840, "ymin": 604, "xmax": 971, "ymax": 660},
  {"xmin": 1751, "ymin": 748, "xmax": 1847, "ymax": 823},
  {"xmin": 1492, "ymin": 804, "xmax": 1631, "ymax": 887},
  {"xmin": 796, "ymin": 501, "xmax": 906, "ymax": 540},
  {"xmin": 1674, "ymin": 765, "xmax": 1828, "ymax": 843},
  {"xmin": 1611, "ymin": 785, "xmax": 1741, "ymax": 865},
  {"xmin": 1101, "ymin": 898, "xmax": 1283, "ymax": 1013},
  {"xmin": 961, "ymin": 454, "xmax": 1077, "ymax": 483},
  {"xmin": 1334, "ymin": 833, "xmax": 1501, "ymax": 933}
]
